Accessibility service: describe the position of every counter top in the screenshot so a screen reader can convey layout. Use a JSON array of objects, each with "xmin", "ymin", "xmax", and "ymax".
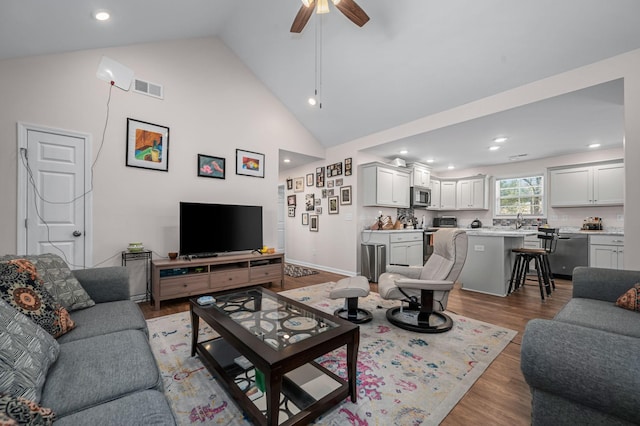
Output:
[
  {"xmin": 466, "ymin": 229, "xmax": 537, "ymax": 237},
  {"xmin": 362, "ymin": 229, "xmax": 425, "ymax": 234}
]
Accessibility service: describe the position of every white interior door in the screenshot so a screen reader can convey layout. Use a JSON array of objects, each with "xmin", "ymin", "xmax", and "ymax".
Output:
[
  {"xmin": 18, "ymin": 123, "xmax": 92, "ymax": 268},
  {"xmin": 277, "ymin": 184, "xmax": 285, "ymax": 252}
]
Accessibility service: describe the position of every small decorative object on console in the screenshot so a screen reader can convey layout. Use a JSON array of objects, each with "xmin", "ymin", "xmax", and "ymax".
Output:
[{"xmin": 128, "ymin": 242, "xmax": 144, "ymax": 252}]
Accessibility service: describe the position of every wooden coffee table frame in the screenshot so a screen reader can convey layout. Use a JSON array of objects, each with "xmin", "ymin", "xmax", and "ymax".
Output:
[{"xmin": 190, "ymin": 286, "xmax": 359, "ymax": 426}]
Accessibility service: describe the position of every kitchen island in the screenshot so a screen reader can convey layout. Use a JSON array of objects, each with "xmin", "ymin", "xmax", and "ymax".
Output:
[{"xmin": 458, "ymin": 229, "xmax": 537, "ymax": 297}]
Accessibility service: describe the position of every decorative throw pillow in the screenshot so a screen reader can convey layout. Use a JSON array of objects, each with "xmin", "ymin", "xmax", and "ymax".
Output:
[
  {"xmin": 0, "ymin": 393, "xmax": 55, "ymax": 425},
  {"xmin": 0, "ymin": 259, "xmax": 75, "ymax": 338},
  {"xmin": 616, "ymin": 283, "xmax": 640, "ymax": 311},
  {"xmin": 0, "ymin": 254, "xmax": 94, "ymax": 311},
  {"xmin": 0, "ymin": 300, "xmax": 60, "ymax": 402}
]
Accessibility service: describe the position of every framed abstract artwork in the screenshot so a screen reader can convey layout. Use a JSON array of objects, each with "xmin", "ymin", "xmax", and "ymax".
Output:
[
  {"xmin": 126, "ymin": 118, "xmax": 169, "ymax": 171},
  {"xmin": 197, "ymin": 154, "xmax": 225, "ymax": 179},
  {"xmin": 236, "ymin": 149, "xmax": 265, "ymax": 178}
]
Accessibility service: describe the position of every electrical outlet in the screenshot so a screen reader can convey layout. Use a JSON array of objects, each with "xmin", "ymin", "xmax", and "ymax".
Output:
[{"xmin": 474, "ymin": 245, "xmax": 485, "ymax": 251}]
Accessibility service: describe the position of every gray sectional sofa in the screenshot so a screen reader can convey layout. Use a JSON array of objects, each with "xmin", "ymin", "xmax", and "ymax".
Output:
[
  {"xmin": 521, "ymin": 266, "xmax": 640, "ymax": 425},
  {"xmin": 0, "ymin": 254, "xmax": 175, "ymax": 425}
]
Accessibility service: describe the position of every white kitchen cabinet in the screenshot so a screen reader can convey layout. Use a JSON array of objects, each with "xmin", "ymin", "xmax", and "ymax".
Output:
[
  {"xmin": 428, "ymin": 179, "xmax": 441, "ymax": 210},
  {"xmin": 549, "ymin": 161, "xmax": 623, "ymax": 207},
  {"xmin": 410, "ymin": 163, "xmax": 431, "ymax": 188},
  {"xmin": 440, "ymin": 180, "xmax": 457, "ymax": 210},
  {"xmin": 456, "ymin": 176, "xmax": 488, "ymax": 210},
  {"xmin": 362, "ymin": 163, "xmax": 410, "ymax": 208},
  {"xmin": 389, "ymin": 233, "xmax": 424, "ymax": 266},
  {"xmin": 362, "ymin": 230, "xmax": 424, "ymax": 267},
  {"xmin": 589, "ymin": 234, "xmax": 624, "ymax": 269}
]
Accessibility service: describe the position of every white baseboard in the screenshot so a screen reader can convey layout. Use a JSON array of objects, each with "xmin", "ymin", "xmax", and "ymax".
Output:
[{"xmin": 284, "ymin": 257, "xmax": 357, "ymax": 277}]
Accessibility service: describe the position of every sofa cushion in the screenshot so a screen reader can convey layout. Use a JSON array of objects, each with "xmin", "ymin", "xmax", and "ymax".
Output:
[
  {"xmin": 0, "ymin": 259, "xmax": 75, "ymax": 338},
  {"xmin": 554, "ymin": 298, "xmax": 640, "ymax": 338},
  {"xmin": 53, "ymin": 390, "xmax": 175, "ymax": 426},
  {"xmin": 0, "ymin": 254, "xmax": 95, "ymax": 312},
  {"xmin": 0, "ymin": 392, "xmax": 56, "ymax": 425},
  {"xmin": 40, "ymin": 329, "xmax": 163, "ymax": 418},
  {"xmin": 56, "ymin": 300, "xmax": 148, "ymax": 344},
  {"xmin": 616, "ymin": 283, "xmax": 640, "ymax": 312},
  {"xmin": 0, "ymin": 300, "xmax": 59, "ymax": 402}
]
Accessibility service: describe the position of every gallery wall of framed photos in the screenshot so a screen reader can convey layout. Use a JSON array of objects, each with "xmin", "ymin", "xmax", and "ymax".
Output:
[{"xmin": 285, "ymin": 158, "xmax": 352, "ymax": 232}]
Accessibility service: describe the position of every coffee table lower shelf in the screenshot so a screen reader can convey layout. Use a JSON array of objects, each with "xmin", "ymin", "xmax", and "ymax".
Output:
[{"xmin": 195, "ymin": 337, "xmax": 350, "ymax": 426}]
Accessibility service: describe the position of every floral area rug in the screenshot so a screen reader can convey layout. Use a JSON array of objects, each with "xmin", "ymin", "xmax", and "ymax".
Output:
[
  {"xmin": 147, "ymin": 282, "xmax": 516, "ymax": 425},
  {"xmin": 283, "ymin": 263, "xmax": 319, "ymax": 278}
]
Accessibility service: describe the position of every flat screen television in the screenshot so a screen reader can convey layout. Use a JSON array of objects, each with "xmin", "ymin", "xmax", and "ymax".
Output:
[{"xmin": 179, "ymin": 202, "xmax": 263, "ymax": 257}]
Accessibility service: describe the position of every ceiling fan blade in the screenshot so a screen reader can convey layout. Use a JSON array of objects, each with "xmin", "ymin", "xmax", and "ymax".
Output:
[
  {"xmin": 290, "ymin": 0, "xmax": 316, "ymax": 33},
  {"xmin": 334, "ymin": 0, "xmax": 370, "ymax": 27}
]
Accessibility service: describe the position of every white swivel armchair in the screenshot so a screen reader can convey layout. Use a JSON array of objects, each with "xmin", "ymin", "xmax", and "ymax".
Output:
[{"xmin": 378, "ymin": 228, "xmax": 468, "ymax": 333}]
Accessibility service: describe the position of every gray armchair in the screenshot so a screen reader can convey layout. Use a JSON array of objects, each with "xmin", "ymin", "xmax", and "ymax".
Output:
[{"xmin": 378, "ymin": 228, "xmax": 468, "ymax": 333}]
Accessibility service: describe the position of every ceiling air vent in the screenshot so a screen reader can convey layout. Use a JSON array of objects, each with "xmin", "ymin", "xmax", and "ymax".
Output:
[{"xmin": 133, "ymin": 78, "xmax": 163, "ymax": 99}]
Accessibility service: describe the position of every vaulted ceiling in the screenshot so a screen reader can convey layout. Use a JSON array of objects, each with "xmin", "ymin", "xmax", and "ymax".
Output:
[{"xmin": 1, "ymin": 0, "xmax": 639, "ymax": 171}]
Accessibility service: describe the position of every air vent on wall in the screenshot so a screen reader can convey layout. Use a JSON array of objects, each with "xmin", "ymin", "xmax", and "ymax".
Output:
[{"xmin": 133, "ymin": 78, "xmax": 163, "ymax": 99}]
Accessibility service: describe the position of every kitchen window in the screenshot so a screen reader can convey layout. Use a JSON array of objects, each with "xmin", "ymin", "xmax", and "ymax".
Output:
[{"xmin": 495, "ymin": 175, "xmax": 544, "ymax": 216}]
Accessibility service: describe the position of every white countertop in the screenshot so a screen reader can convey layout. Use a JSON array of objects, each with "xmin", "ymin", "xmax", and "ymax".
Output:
[
  {"xmin": 466, "ymin": 229, "xmax": 537, "ymax": 237},
  {"xmin": 362, "ymin": 229, "xmax": 425, "ymax": 233}
]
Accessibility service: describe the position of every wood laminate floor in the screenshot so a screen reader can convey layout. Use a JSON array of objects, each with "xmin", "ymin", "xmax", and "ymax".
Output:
[{"xmin": 140, "ymin": 269, "xmax": 572, "ymax": 425}]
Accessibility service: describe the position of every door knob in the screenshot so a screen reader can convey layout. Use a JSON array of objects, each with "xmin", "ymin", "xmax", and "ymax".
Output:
[{"xmin": 72, "ymin": 230, "xmax": 82, "ymax": 237}]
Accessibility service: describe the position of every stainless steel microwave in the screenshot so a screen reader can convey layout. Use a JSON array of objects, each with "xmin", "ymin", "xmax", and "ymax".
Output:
[{"xmin": 410, "ymin": 186, "xmax": 431, "ymax": 208}]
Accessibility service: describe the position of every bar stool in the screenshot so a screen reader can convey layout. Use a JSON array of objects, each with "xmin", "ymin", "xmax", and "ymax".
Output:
[{"xmin": 508, "ymin": 228, "xmax": 558, "ymax": 300}]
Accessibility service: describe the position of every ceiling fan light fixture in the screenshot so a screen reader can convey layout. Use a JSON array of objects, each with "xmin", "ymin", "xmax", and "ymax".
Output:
[
  {"xmin": 301, "ymin": 0, "xmax": 312, "ymax": 7},
  {"xmin": 331, "ymin": 0, "xmax": 342, "ymax": 4},
  {"xmin": 316, "ymin": 0, "xmax": 330, "ymax": 14}
]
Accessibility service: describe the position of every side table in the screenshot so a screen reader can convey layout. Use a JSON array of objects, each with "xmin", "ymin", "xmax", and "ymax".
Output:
[{"xmin": 121, "ymin": 250, "xmax": 152, "ymax": 302}]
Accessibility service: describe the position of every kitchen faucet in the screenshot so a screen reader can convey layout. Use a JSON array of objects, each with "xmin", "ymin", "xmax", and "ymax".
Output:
[{"xmin": 515, "ymin": 212, "xmax": 523, "ymax": 229}]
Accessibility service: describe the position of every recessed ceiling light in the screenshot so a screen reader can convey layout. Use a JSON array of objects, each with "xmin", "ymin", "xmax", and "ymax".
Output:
[
  {"xmin": 588, "ymin": 143, "xmax": 601, "ymax": 148},
  {"xmin": 308, "ymin": 97, "xmax": 317, "ymax": 106},
  {"xmin": 493, "ymin": 136, "xmax": 508, "ymax": 143},
  {"xmin": 284, "ymin": 158, "xmax": 291, "ymax": 163},
  {"xmin": 426, "ymin": 159, "xmax": 434, "ymax": 163},
  {"xmin": 400, "ymin": 150, "xmax": 408, "ymax": 155},
  {"xmin": 489, "ymin": 146, "xmax": 500, "ymax": 151},
  {"xmin": 93, "ymin": 10, "xmax": 110, "ymax": 21},
  {"xmin": 447, "ymin": 165, "xmax": 455, "ymax": 170}
]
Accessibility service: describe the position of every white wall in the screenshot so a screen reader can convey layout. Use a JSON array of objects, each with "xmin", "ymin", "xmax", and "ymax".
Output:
[{"xmin": 0, "ymin": 37, "xmax": 324, "ymax": 294}]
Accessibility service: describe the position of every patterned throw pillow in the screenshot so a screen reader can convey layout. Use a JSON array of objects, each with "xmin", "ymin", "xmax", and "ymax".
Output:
[
  {"xmin": 616, "ymin": 283, "xmax": 640, "ymax": 311},
  {"xmin": 0, "ymin": 300, "xmax": 60, "ymax": 402},
  {"xmin": 0, "ymin": 393, "xmax": 55, "ymax": 425},
  {"xmin": 0, "ymin": 259, "xmax": 75, "ymax": 338},
  {"xmin": 0, "ymin": 254, "xmax": 94, "ymax": 311}
]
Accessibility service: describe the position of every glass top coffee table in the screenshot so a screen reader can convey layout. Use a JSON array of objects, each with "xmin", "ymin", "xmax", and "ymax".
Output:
[{"xmin": 190, "ymin": 286, "xmax": 359, "ymax": 426}]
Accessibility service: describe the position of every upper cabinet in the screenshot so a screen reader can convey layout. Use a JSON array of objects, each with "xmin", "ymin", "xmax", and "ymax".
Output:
[
  {"xmin": 440, "ymin": 181, "xmax": 457, "ymax": 210},
  {"xmin": 362, "ymin": 162, "xmax": 410, "ymax": 208},
  {"xmin": 429, "ymin": 178, "xmax": 441, "ymax": 210},
  {"xmin": 410, "ymin": 163, "xmax": 431, "ymax": 188},
  {"xmin": 549, "ymin": 161, "xmax": 624, "ymax": 207},
  {"xmin": 456, "ymin": 176, "xmax": 489, "ymax": 210}
]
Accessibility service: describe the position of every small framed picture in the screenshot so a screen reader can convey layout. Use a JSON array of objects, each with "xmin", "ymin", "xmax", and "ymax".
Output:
[
  {"xmin": 345, "ymin": 157, "xmax": 352, "ymax": 176},
  {"xmin": 327, "ymin": 180, "xmax": 334, "ymax": 188},
  {"xmin": 302, "ymin": 213, "xmax": 309, "ymax": 225},
  {"xmin": 286, "ymin": 178, "xmax": 293, "ymax": 190},
  {"xmin": 236, "ymin": 149, "xmax": 265, "ymax": 178},
  {"xmin": 328, "ymin": 196, "xmax": 339, "ymax": 214},
  {"xmin": 314, "ymin": 198, "xmax": 321, "ymax": 206},
  {"xmin": 287, "ymin": 194, "xmax": 296, "ymax": 206},
  {"xmin": 316, "ymin": 167, "xmax": 325, "ymax": 188},
  {"xmin": 126, "ymin": 118, "xmax": 170, "ymax": 172},
  {"xmin": 306, "ymin": 173, "xmax": 314, "ymax": 186},
  {"xmin": 310, "ymin": 215, "xmax": 319, "ymax": 231},
  {"xmin": 305, "ymin": 193, "xmax": 315, "ymax": 211},
  {"xmin": 322, "ymin": 189, "xmax": 328, "ymax": 198},
  {"xmin": 197, "ymin": 154, "xmax": 225, "ymax": 179},
  {"xmin": 315, "ymin": 206, "xmax": 322, "ymax": 214},
  {"xmin": 340, "ymin": 185, "xmax": 352, "ymax": 205},
  {"xmin": 294, "ymin": 177, "xmax": 304, "ymax": 192},
  {"xmin": 335, "ymin": 178, "xmax": 343, "ymax": 186},
  {"xmin": 288, "ymin": 206, "xmax": 296, "ymax": 217}
]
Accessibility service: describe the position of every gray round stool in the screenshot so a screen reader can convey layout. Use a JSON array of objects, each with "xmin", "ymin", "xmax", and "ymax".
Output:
[{"xmin": 329, "ymin": 276, "xmax": 372, "ymax": 324}]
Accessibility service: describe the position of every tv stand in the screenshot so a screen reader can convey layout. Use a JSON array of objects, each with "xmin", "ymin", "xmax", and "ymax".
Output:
[{"xmin": 151, "ymin": 252, "xmax": 284, "ymax": 310}]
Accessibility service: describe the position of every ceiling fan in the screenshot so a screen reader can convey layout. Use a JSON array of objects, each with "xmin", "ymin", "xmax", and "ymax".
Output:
[{"xmin": 290, "ymin": 0, "xmax": 370, "ymax": 33}]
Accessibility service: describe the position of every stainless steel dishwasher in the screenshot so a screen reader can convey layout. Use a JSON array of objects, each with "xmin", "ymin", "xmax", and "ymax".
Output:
[{"xmin": 548, "ymin": 233, "xmax": 588, "ymax": 278}]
